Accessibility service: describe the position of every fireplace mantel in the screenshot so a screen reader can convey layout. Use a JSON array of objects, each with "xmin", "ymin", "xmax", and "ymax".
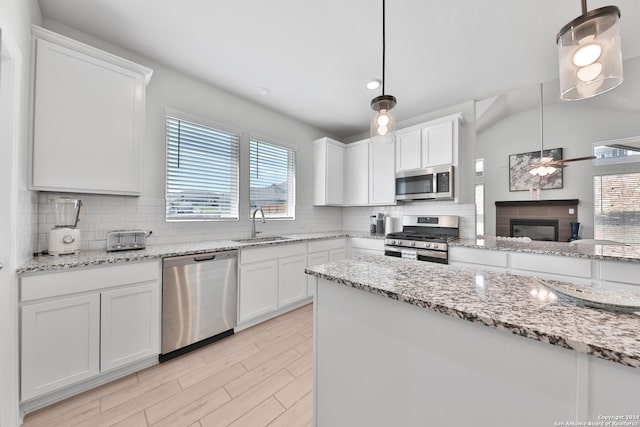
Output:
[{"xmin": 495, "ymin": 199, "xmax": 579, "ymax": 207}]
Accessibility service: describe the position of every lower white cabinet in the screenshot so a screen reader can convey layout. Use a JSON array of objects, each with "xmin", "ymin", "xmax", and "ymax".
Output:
[
  {"xmin": 100, "ymin": 283, "xmax": 160, "ymax": 373},
  {"xmin": 20, "ymin": 261, "xmax": 160, "ymax": 402},
  {"xmin": 278, "ymin": 255, "xmax": 308, "ymax": 306},
  {"xmin": 21, "ymin": 293, "xmax": 100, "ymax": 401},
  {"xmin": 349, "ymin": 237, "xmax": 385, "ymax": 257},
  {"xmin": 239, "ymin": 260, "xmax": 278, "ymax": 323},
  {"xmin": 239, "ymin": 243, "xmax": 309, "ymax": 325},
  {"xmin": 306, "ymin": 239, "xmax": 347, "ymax": 297}
]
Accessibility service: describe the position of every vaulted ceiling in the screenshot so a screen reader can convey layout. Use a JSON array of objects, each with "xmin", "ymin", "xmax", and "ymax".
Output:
[{"xmin": 38, "ymin": 0, "xmax": 640, "ymax": 138}]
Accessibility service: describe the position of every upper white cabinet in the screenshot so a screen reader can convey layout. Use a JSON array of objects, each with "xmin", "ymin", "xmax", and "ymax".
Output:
[
  {"xmin": 313, "ymin": 137, "xmax": 344, "ymax": 206},
  {"xmin": 30, "ymin": 26, "xmax": 153, "ymax": 195},
  {"xmin": 313, "ymin": 137, "xmax": 395, "ymax": 207},
  {"xmin": 344, "ymin": 141, "xmax": 369, "ymax": 206},
  {"xmin": 396, "ymin": 113, "xmax": 462, "ymax": 173}
]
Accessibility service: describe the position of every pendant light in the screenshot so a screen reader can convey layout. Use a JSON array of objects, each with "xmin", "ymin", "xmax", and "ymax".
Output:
[
  {"xmin": 556, "ymin": 0, "xmax": 623, "ymax": 100},
  {"xmin": 370, "ymin": 0, "xmax": 397, "ymax": 144},
  {"xmin": 529, "ymin": 84, "xmax": 557, "ymax": 177}
]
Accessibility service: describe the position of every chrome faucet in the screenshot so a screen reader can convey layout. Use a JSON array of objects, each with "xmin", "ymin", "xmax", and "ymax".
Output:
[{"xmin": 251, "ymin": 207, "xmax": 265, "ymax": 238}]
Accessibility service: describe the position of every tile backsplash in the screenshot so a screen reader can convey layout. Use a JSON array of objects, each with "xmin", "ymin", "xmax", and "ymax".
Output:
[{"xmin": 36, "ymin": 192, "xmax": 343, "ymax": 252}]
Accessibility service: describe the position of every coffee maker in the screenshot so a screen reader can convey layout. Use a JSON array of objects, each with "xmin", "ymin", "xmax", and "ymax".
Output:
[{"xmin": 48, "ymin": 198, "xmax": 82, "ymax": 255}]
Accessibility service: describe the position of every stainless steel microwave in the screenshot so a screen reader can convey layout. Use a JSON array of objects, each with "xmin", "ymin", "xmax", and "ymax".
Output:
[{"xmin": 395, "ymin": 164, "xmax": 454, "ymax": 201}]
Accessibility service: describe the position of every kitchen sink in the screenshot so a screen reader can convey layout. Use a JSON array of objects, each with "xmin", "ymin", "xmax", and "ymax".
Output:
[{"xmin": 232, "ymin": 236, "xmax": 291, "ymax": 243}]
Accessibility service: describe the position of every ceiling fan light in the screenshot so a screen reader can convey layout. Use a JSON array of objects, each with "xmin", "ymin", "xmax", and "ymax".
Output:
[{"xmin": 557, "ymin": 5, "xmax": 622, "ymax": 101}]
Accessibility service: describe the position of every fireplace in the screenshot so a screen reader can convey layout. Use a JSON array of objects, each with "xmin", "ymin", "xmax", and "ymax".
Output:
[
  {"xmin": 495, "ymin": 199, "xmax": 578, "ymax": 242},
  {"xmin": 510, "ymin": 219, "xmax": 559, "ymax": 241}
]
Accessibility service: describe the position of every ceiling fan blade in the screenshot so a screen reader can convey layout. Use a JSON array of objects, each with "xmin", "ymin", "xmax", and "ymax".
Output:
[{"xmin": 555, "ymin": 155, "xmax": 597, "ymax": 164}]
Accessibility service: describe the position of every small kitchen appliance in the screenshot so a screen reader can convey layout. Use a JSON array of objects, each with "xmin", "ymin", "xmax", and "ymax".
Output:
[
  {"xmin": 107, "ymin": 230, "xmax": 152, "ymax": 252},
  {"xmin": 48, "ymin": 198, "xmax": 82, "ymax": 255},
  {"xmin": 384, "ymin": 215, "xmax": 459, "ymax": 264}
]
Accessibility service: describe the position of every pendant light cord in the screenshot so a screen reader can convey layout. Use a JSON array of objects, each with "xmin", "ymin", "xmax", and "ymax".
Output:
[
  {"xmin": 581, "ymin": 0, "xmax": 588, "ymax": 15},
  {"xmin": 382, "ymin": 0, "xmax": 386, "ymax": 96},
  {"xmin": 539, "ymin": 83, "xmax": 544, "ymax": 157}
]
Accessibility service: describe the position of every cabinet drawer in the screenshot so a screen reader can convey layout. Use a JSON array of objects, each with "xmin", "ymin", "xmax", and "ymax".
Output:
[
  {"xmin": 600, "ymin": 261, "xmax": 640, "ymax": 285},
  {"xmin": 350, "ymin": 237, "xmax": 384, "ymax": 253},
  {"xmin": 449, "ymin": 247, "xmax": 507, "ymax": 268},
  {"xmin": 240, "ymin": 243, "xmax": 306, "ymax": 265},
  {"xmin": 510, "ymin": 253, "xmax": 591, "ymax": 278},
  {"xmin": 21, "ymin": 261, "xmax": 160, "ymax": 302},
  {"xmin": 308, "ymin": 238, "xmax": 347, "ymax": 253}
]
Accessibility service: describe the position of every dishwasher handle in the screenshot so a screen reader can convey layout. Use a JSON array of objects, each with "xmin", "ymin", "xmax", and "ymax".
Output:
[{"xmin": 163, "ymin": 250, "xmax": 238, "ymax": 268}]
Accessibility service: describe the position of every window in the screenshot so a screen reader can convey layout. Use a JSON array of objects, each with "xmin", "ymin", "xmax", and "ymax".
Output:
[
  {"xmin": 249, "ymin": 138, "xmax": 296, "ymax": 219},
  {"xmin": 165, "ymin": 113, "xmax": 239, "ymax": 221},
  {"xmin": 475, "ymin": 158, "xmax": 484, "ymax": 177},
  {"xmin": 475, "ymin": 184, "xmax": 484, "ymax": 237},
  {"xmin": 594, "ymin": 172, "xmax": 640, "ymax": 243}
]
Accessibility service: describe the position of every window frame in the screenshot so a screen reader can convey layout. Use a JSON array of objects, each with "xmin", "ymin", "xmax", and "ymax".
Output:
[
  {"xmin": 248, "ymin": 135, "xmax": 297, "ymax": 221},
  {"xmin": 164, "ymin": 108, "xmax": 241, "ymax": 222}
]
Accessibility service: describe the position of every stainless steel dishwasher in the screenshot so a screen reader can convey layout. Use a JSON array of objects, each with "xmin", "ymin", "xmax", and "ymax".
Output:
[{"xmin": 160, "ymin": 250, "xmax": 237, "ymax": 361}]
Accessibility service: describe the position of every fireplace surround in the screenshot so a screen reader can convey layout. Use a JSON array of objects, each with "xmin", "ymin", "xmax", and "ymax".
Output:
[{"xmin": 495, "ymin": 199, "xmax": 578, "ymax": 242}]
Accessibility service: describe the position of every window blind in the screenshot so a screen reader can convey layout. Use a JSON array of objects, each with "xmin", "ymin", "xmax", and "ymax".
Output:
[
  {"xmin": 166, "ymin": 115, "xmax": 239, "ymax": 221},
  {"xmin": 249, "ymin": 139, "xmax": 296, "ymax": 219},
  {"xmin": 594, "ymin": 172, "xmax": 640, "ymax": 243}
]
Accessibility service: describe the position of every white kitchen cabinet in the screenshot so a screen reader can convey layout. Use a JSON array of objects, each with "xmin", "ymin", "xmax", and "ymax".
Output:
[
  {"xmin": 395, "ymin": 129, "xmax": 422, "ymax": 172},
  {"xmin": 20, "ymin": 261, "xmax": 161, "ymax": 402},
  {"xmin": 239, "ymin": 243, "xmax": 310, "ymax": 325},
  {"xmin": 21, "ymin": 294, "xmax": 100, "ymax": 401},
  {"xmin": 100, "ymin": 282, "xmax": 160, "ymax": 373},
  {"xmin": 313, "ymin": 137, "xmax": 344, "ymax": 206},
  {"xmin": 369, "ymin": 139, "xmax": 396, "ymax": 205},
  {"xmin": 239, "ymin": 260, "xmax": 278, "ymax": 323},
  {"xmin": 30, "ymin": 26, "xmax": 152, "ymax": 195},
  {"xmin": 344, "ymin": 141, "xmax": 369, "ymax": 206},
  {"xmin": 396, "ymin": 113, "xmax": 461, "ymax": 173},
  {"xmin": 306, "ymin": 238, "xmax": 347, "ymax": 297},
  {"xmin": 349, "ymin": 237, "xmax": 385, "ymax": 257},
  {"xmin": 278, "ymin": 254, "xmax": 308, "ymax": 307},
  {"xmin": 423, "ymin": 120, "xmax": 453, "ymax": 167}
]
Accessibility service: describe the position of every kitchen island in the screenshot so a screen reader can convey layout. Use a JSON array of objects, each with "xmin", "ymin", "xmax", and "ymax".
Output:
[{"xmin": 306, "ymin": 256, "xmax": 640, "ymax": 427}]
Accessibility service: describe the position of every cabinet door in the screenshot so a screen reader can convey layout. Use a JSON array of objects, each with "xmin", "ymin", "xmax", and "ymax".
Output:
[
  {"xmin": 329, "ymin": 248, "xmax": 346, "ymax": 261},
  {"xmin": 239, "ymin": 260, "xmax": 278, "ymax": 323},
  {"xmin": 100, "ymin": 282, "xmax": 160, "ymax": 373},
  {"xmin": 31, "ymin": 38, "xmax": 145, "ymax": 195},
  {"xmin": 344, "ymin": 142, "xmax": 369, "ymax": 205},
  {"xmin": 278, "ymin": 254, "xmax": 308, "ymax": 307},
  {"xmin": 396, "ymin": 129, "xmax": 422, "ymax": 172},
  {"xmin": 307, "ymin": 251, "xmax": 329, "ymax": 297},
  {"xmin": 326, "ymin": 141, "xmax": 345, "ymax": 205},
  {"xmin": 369, "ymin": 140, "xmax": 396, "ymax": 205},
  {"xmin": 21, "ymin": 293, "xmax": 100, "ymax": 400},
  {"xmin": 423, "ymin": 121, "xmax": 453, "ymax": 167}
]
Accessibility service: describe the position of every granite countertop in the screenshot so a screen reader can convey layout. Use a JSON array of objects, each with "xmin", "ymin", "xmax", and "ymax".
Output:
[
  {"xmin": 450, "ymin": 238, "xmax": 640, "ymax": 263},
  {"xmin": 17, "ymin": 231, "xmax": 383, "ymax": 274},
  {"xmin": 306, "ymin": 255, "xmax": 640, "ymax": 368}
]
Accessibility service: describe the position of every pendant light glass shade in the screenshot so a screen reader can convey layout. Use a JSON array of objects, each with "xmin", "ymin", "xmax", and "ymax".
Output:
[
  {"xmin": 556, "ymin": 4, "xmax": 623, "ymax": 100},
  {"xmin": 370, "ymin": 95, "xmax": 397, "ymax": 144}
]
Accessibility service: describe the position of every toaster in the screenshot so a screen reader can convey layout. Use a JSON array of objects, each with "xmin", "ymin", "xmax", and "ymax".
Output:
[{"xmin": 106, "ymin": 230, "xmax": 151, "ymax": 252}]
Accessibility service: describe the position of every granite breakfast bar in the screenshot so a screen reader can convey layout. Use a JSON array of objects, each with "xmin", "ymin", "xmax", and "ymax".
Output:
[{"xmin": 306, "ymin": 256, "xmax": 640, "ymax": 427}]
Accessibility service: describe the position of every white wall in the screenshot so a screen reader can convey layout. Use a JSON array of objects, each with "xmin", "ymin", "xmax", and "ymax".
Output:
[
  {"xmin": 477, "ymin": 87, "xmax": 640, "ymax": 240},
  {"xmin": 35, "ymin": 20, "xmax": 342, "ymax": 251},
  {"xmin": 0, "ymin": 1, "xmax": 41, "ymax": 425}
]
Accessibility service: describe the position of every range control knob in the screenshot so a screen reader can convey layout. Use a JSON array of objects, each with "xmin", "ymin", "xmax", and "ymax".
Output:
[
  {"xmin": 410, "ymin": 242, "xmax": 416, "ymax": 247},
  {"xmin": 425, "ymin": 243, "xmax": 431, "ymax": 248}
]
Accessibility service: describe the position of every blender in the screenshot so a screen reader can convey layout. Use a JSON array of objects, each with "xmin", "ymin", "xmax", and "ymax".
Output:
[{"xmin": 48, "ymin": 198, "xmax": 82, "ymax": 255}]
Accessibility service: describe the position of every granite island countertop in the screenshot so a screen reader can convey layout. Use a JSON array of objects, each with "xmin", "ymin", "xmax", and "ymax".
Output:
[
  {"xmin": 450, "ymin": 238, "xmax": 640, "ymax": 263},
  {"xmin": 306, "ymin": 255, "xmax": 640, "ymax": 368},
  {"xmin": 17, "ymin": 231, "xmax": 384, "ymax": 274}
]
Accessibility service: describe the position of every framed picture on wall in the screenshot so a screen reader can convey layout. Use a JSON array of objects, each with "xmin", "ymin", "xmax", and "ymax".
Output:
[{"xmin": 509, "ymin": 148, "xmax": 563, "ymax": 191}]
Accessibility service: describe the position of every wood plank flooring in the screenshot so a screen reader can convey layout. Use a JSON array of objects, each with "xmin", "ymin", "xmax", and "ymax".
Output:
[{"xmin": 22, "ymin": 303, "xmax": 314, "ymax": 427}]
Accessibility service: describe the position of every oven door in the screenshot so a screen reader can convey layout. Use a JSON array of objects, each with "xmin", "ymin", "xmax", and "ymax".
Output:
[{"xmin": 384, "ymin": 246, "xmax": 448, "ymax": 264}]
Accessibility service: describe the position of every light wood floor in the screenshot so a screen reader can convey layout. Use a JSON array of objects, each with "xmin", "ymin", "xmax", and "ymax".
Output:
[{"xmin": 22, "ymin": 303, "xmax": 314, "ymax": 427}]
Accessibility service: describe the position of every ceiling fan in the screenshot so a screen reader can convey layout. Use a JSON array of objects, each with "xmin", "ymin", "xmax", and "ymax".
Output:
[{"xmin": 529, "ymin": 83, "xmax": 596, "ymax": 177}]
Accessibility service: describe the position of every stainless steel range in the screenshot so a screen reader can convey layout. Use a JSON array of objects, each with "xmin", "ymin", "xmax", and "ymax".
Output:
[{"xmin": 384, "ymin": 215, "xmax": 459, "ymax": 264}]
